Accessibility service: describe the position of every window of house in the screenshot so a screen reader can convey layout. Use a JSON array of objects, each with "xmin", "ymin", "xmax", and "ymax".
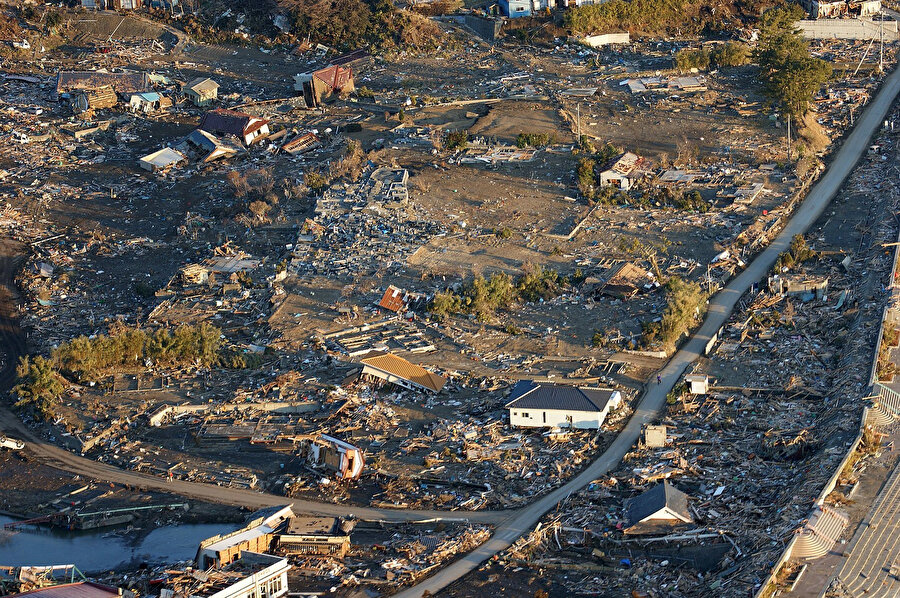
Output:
[
  {"xmin": 521, "ymin": 411, "xmax": 530, "ymax": 418},
  {"xmin": 542, "ymin": 412, "xmax": 546, "ymax": 423}
]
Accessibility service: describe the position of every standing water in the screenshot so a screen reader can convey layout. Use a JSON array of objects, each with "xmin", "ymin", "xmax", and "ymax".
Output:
[{"xmin": 0, "ymin": 515, "xmax": 236, "ymax": 573}]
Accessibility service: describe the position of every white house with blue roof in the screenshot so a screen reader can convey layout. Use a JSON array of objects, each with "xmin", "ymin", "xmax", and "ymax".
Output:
[{"xmin": 505, "ymin": 380, "xmax": 622, "ymax": 429}]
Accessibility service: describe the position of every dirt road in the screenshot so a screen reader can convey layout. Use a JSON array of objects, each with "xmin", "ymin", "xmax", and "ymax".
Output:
[{"xmin": 0, "ymin": 239, "xmax": 504, "ymax": 525}]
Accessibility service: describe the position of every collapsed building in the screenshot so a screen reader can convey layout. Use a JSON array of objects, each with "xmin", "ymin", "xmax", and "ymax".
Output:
[{"xmin": 297, "ymin": 434, "xmax": 365, "ymax": 480}]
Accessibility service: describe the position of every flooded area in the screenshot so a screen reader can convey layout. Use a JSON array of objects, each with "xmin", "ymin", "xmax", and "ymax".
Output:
[{"xmin": 0, "ymin": 515, "xmax": 235, "ymax": 573}]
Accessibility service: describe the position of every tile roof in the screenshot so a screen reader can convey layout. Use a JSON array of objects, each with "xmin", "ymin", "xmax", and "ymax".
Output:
[
  {"xmin": 626, "ymin": 481, "xmax": 692, "ymax": 527},
  {"xmin": 360, "ymin": 351, "xmax": 445, "ymax": 393},
  {"xmin": 505, "ymin": 380, "xmax": 619, "ymax": 413}
]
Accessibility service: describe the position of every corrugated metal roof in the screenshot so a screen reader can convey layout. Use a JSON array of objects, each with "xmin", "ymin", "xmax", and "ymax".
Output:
[
  {"xmin": 312, "ymin": 65, "xmax": 353, "ymax": 92},
  {"xmin": 360, "ymin": 352, "xmax": 445, "ymax": 393},
  {"xmin": 11, "ymin": 582, "xmax": 121, "ymax": 598},
  {"xmin": 505, "ymin": 381, "xmax": 618, "ymax": 413}
]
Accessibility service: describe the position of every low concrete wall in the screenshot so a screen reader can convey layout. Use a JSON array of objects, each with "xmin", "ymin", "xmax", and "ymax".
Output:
[{"xmin": 797, "ymin": 18, "xmax": 899, "ymax": 41}]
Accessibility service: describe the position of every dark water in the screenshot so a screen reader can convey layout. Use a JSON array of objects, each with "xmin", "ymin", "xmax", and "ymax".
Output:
[{"xmin": 0, "ymin": 515, "xmax": 236, "ymax": 573}]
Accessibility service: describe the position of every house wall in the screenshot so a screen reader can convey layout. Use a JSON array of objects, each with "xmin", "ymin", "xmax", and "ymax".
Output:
[
  {"xmin": 244, "ymin": 124, "xmax": 270, "ymax": 145},
  {"xmin": 600, "ymin": 171, "xmax": 632, "ymax": 190},
  {"xmin": 509, "ymin": 392, "xmax": 621, "ymax": 429},
  {"xmin": 509, "ymin": 407, "xmax": 604, "ymax": 429},
  {"xmin": 499, "ymin": 0, "xmax": 532, "ymax": 17},
  {"xmin": 197, "ymin": 532, "xmax": 275, "ymax": 569},
  {"xmin": 187, "ymin": 90, "xmax": 216, "ymax": 107},
  {"xmin": 359, "ymin": 365, "xmax": 418, "ymax": 392}
]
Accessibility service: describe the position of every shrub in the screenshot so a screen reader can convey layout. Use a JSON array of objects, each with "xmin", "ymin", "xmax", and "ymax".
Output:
[
  {"xmin": 774, "ymin": 234, "xmax": 817, "ymax": 272},
  {"xmin": 304, "ymin": 170, "xmax": 329, "ymax": 195},
  {"xmin": 53, "ymin": 323, "xmax": 223, "ymax": 382},
  {"xmin": 516, "ymin": 132, "xmax": 554, "ymax": 148},
  {"xmin": 577, "ymin": 157, "xmax": 597, "ymax": 200},
  {"xmin": 642, "ymin": 277, "xmax": 707, "ymax": 350},
  {"xmin": 675, "ymin": 47, "xmax": 710, "ymax": 71},
  {"xmin": 445, "ymin": 129, "xmax": 469, "ymax": 151}
]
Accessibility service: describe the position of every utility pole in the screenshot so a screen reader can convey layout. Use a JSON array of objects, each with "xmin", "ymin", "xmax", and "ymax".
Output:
[
  {"xmin": 576, "ymin": 102, "xmax": 581, "ymax": 141},
  {"xmin": 787, "ymin": 113, "xmax": 791, "ymax": 162},
  {"xmin": 880, "ymin": 10, "xmax": 884, "ymax": 73}
]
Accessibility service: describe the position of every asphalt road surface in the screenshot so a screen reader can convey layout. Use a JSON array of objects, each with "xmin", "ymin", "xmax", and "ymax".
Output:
[
  {"xmin": 394, "ymin": 66, "xmax": 900, "ymax": 597},
  {"xmin": 1, "ymin": 63, "xmax": 899, "ymax": 595}
]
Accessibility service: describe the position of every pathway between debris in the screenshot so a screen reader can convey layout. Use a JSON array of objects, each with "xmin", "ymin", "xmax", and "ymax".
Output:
[{"xmin": 393, "ymin": 65, "xmax": 900, "ymax": 597}]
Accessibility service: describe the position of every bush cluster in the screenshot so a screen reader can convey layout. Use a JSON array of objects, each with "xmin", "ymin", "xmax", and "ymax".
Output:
[
  {"xmin": 641, "ymin": 277, "xmax": 707, "ymax": 350},
  {"xmin": 430, "ymin": 265, "xmax": 574, "ymax": 321}
]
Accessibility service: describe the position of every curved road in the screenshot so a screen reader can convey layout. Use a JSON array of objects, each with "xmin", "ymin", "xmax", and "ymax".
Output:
[
  {"xmin": 0, "ymin": 241, "xmax": 500, "ymax": 524},
  {"xmin": 0, "ymin": 63, "xmax": 898, "ymax": 594},
  {"xmin": 393, "ymin": 65, "xmax": 900, "ymax": 596}
]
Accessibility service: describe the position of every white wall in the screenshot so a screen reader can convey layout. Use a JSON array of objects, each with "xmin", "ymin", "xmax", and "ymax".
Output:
[
  {"xmin": 207, "ymin": 554, "xmax": 289, "ymax": 598},
  {"xmin": 509, "ymin": 400, "xmax": 620, "ymax": 430}
]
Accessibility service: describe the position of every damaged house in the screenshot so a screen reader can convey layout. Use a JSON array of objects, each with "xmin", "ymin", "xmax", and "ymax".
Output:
[
  {"xmin": 54, "ymin": 70, "xmax": 150, "ymax": 101},
  {"xmin": 378, "ymin": 285, "xmax": 427, "ymax": 313},
  {"xmin": 196, "ymin": 506, "xmax": 293, "ymax": 568},
  {"xmin": 199, "ymin": 109, "xmax": 270, "ymax": 146},
  {"xmin": 624, "ymin": 481, "xmax": 694, "ymax": 535},
  {"xmin": 593, "ymin": 262, "xmax": 655, "ymax": 300},
  {"xmin": 181, "ymin": 129, "xmax": 245, "ymax": 163},
  {"xmin": 299, "ymin": 434, "xmax": 365, "ymax": 480},
  {"xmin": 129, "ymin": 92, "xmax": 172, "ymax": 114},
  {"xmin": 506, "ymin": 381, "xmax": 622, "ymax": 429},
  {"xmin": 276, "ymin": 516, "xmax": 352, "ymax": 558},
  {"xmin": 599, "ymin": 152, "xmax": 644, "ymax": 191},
  {"xmin": 71, "ymin": 86, "xmax": 118, "ymax": 114},
  {"xmin": 165, "ymin": 552, "xmax": 290, "ymax": 598},
  {"xmin": 353, "ymin": 351, "xmax": 446, "ymax": 393},
  {"xmin": 294, "ymin": 65, "xmax": 354, "ymax": 108}
]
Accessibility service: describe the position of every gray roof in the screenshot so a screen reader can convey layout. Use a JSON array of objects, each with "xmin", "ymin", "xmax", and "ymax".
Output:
[
  {"xmin": 626, "ymin": 481, "xmax": 692, "ymax": 526},
  {"xmin": 187, "ymin": 77, "xmax": 219, "ymax": 93},
  {"xmin": 505, "ymin": 380, "xmax": 618, "ymax": 412}
]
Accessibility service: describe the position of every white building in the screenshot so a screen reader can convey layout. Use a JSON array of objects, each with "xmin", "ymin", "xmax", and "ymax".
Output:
[
  {"xmin": 506, "ymin": 380, "xmax": 622, "ymax": 429},
  {"xmin": 599, "ymin": 151, "xmax": 643, "ymax": 191},
  {"xmin": 162, "ymin": 552, "xmax": 290, "ymax": 598}
]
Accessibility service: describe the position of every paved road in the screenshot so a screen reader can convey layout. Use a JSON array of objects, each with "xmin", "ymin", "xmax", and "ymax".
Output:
[
  {"xmin": 0, "ymin": 63, "xmax": 897, "ymax": 596},
  {"xmin": 394, "ymin": 66, "xmax": 900, "ymax": 597}
]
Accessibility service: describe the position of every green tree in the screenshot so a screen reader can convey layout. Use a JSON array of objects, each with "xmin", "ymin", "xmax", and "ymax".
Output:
[
  {"xmin": 576, "ymin": 157, "xmax": 597, "ymax": 200},
  {"xmin": 642, "ymin": 277, "xmax": 707, "ymax": 350},
  {"xmin": 13, "ymin": 356, "xmax": 64, "ymax": 420},
  {"xmin": 756, "ymin": 6, "xmax": 832, "ymax": 116},
  {"xmin": 445, "ymin": 130, "xmax": 469, "ymax": 151}
]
